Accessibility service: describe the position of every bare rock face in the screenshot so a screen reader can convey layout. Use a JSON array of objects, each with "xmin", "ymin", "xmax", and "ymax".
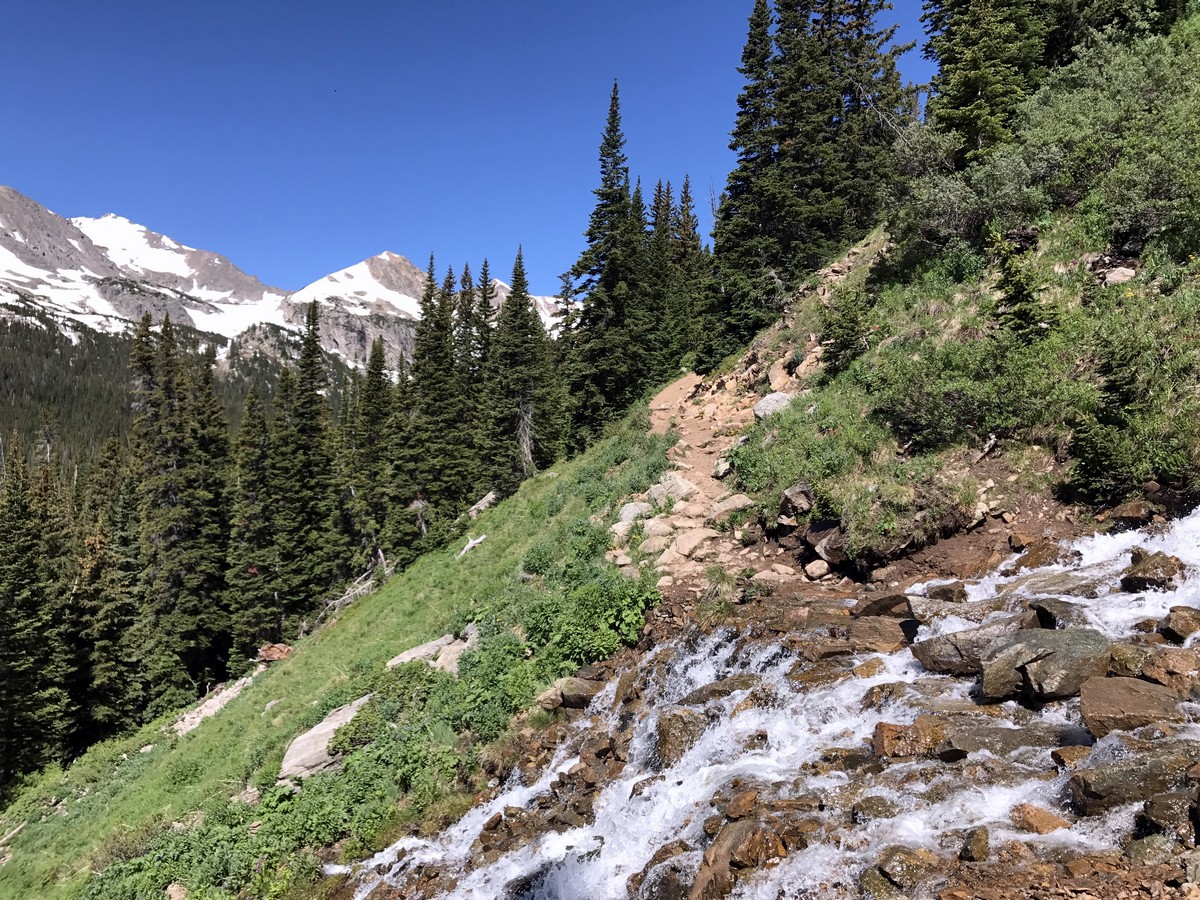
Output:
[
  {"xmin": 277, "ymin": 694, "xmax": 372, "ymax": 783},
  {"xmin": 980, "ymin": 628, "xmax": 1111, "ymax": 701},
  {"xmin": 1079, "ymin": 676, "xmax": 1183, "ymax": 738}
]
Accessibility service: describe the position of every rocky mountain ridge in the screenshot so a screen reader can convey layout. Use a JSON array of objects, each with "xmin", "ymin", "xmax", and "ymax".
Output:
[{"xmin": 0, "ymin": 186, "xmax": 556, "ymax": 368}]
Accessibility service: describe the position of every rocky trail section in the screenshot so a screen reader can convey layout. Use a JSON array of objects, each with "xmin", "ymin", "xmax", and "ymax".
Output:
[{"xmin": 330, "ymin": 504, "xmax": 1200, "ymax": 900}]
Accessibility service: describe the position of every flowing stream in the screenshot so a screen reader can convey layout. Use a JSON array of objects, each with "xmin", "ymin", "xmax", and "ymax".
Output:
[{"xmin": 334, "ymin": 507, "xmax": 1200, "ymax": 898}]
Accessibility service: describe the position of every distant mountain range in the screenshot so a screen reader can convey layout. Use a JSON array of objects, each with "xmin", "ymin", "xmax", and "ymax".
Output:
[{"xmin": 0, "ymin": 185, "xmax": 556, "ymax": 368}]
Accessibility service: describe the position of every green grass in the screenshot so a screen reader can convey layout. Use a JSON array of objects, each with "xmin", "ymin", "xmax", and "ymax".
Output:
[{"xmin": 0, "ymin": 409, "xmax": 674, "ymax": 900}]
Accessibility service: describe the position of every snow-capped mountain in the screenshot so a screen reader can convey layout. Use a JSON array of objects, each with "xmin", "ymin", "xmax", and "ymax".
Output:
[{"xmin": 0, "ymin": 186, "xmax": 557, "ymax": 367}]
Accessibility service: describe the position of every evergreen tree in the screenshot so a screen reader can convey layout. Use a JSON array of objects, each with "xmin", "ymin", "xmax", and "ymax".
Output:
[
  {"xmin": 670, "ymin": 175, "xmax": 713, "ymax": 363},
  {"xmin": 483, "ymin": 248, "xmax": 566, "ymax": 496}
]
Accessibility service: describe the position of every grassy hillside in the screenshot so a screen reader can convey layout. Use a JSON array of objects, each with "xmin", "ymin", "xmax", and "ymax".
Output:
[{"xmin": 0, "ymin": 411, "xmax": 672, "ymax": 900}]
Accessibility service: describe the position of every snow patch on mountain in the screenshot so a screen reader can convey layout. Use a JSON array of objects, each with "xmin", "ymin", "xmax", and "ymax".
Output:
[{"xmin": 71, "ymin": 214, "xmax": 195, "ymax": 278}]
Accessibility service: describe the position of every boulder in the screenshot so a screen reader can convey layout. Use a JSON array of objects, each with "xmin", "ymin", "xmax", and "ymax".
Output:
[
  {"xmin": 1109, "ymin": 643, "xmax": 1155, "ymax": 678},
  {"xmin": 387, "ymin": 635, "xmax": 454, "ymax": 668},
  {"xmin": 872, "ymin": 715, "xmax": 947, "ymax": 758},
  {"xmin": 780, "ymin": 482, "xmax": 814, "ymax": 517},
  {"xmin": 1003, "ymin": 539, "xmax": 1073, "ymax": 574},
  {"xmin": 678, "ymin": 674, "xmax": 760, "ymax": 707},
  {"xmin": 1162, "ymin": 606, "xmax": 1200, "ymax": 643},
  {"xmin": 1028, "ymin": 598, "xmax": 1089, "ymax": 629},
  {"xmin": 753, "ymin": 392, "xmax": 793, "ymax": 421},
  {"xmin": 648, "ymin": 474, "xmax": 699, "ymax": 506},
  {"xmin": 927, "ymin": 582, "xmax": 968, "ymax": 603},
  {"xmin": 1104, "ymin": 500, "xmax": 1158, "ymax": 530},
  {"xmin": 1079, "ymin": 676, "xmax": 1183, "ymax": 738},
  {"xmin": 804, "ymin": 559, "xmax": 831, "ymax": 580},
  {"xmin": 626, "ymin": 840, "xmax": 694, "ymax": 899},
  {"xmin": 1103, "ymin": 266, "xmax": 1137, "ymax": 286},
  {"xmin": 1121, "ymin": 551, "xmax": 1185, "ymax": 593},
  {"xmin": 644, "ymin": 518, "xmax": 676, "ymax": 538},
  {"xmin": 278, "ymin": 694, "xmax": 372, "ymax": 783},
  {"xmin": 691, "ymin": 819, "xmax": 786, "ymax": 899},
  {"xmin": 610, "ymin": 520, "xmax": 634, "ymax": 545},
  {"xmin": 653, "ymin": 708, "xmax": 708, "ymax": 770},
  {"xmin": 960, "ymin": 827, "xmax": 990, "ymax": 862},
  {"xmin": 1140, "ymin": 790, "xmax": 1199, "ymax": 844},
  {"xmin": 713, "ymin": 459, "xmax": 732, "ymax": 479},
  {"xmin": 670, "ymin": 528, "xmax": 720, "ymax": 559},
  {"xmin": 432, "ymin": 639, "xmax": 470, "ymax": 675},
  {"xmin": 256, "ymin": 643, "xmax": 293, "ymax": 662},
  {"xmin": 1143, "ymin": 647, "xmax": 1200, "ymax": 695},
  {"xmin": 875, "ymin": 846, "xmax": 939, "ymax": 891},
  {"xmin": 558, "ymin": 677, "xmax": 606, "ymax": 709},
  {"xmin": 848, "ymin": 617, "xmax": 912, "ymax": 653},
  {"xmin": 911, "ymin": 615, "xmax": 1029, "ymax": 676},
  {"xmin": 908, "ymin": 597, "xmax": 1011, "ymax": 627},
  {"xmin": 1010, "ymin": 803, "xmax": 1070, "ymax": 834},
  {"xmin": 852, "ymin": 594, "xmax": 913, "ymax": 618},
  {"xmin": 619, "ymin": 501, "xmax": 654, "ymax": 523},
  {"xmin": 1070, "ymin": 743, "xmax": 1200, "ymax": 815},
  {"xmin": 707, "ymin": 494, "xmax": 755, "ymax": 523},
  {"xmin": 980, "ymin": 628, "xmax": 1111, "ymax": 701}
]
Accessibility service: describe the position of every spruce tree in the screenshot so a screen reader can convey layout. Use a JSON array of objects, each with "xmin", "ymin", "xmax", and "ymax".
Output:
[{"xmin": 483, "ymin": 248, "xmax": 566, "ymax": 496}]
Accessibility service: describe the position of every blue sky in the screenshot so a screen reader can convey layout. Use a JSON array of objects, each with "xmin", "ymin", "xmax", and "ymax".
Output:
[{"xmin": 3, "ymin": 1, "xmax": 934, "ymax": 297}]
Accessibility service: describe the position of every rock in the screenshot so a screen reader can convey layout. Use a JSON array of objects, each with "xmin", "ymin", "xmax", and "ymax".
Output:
[
  {"xmin": 848, "ymin": 617, "xmax": 912, "ymax": 653},
  {"xmin": 980, "ymin": 628, "xmax": 1111, "ymax": 701},
  {"xmin": 1003, "ymin": 539, "xmax": 1072, "ymax": 573},
  {"xmin": 724, "ymin": 789, "xmax": 758, "ymax": 819},
  {"xmin": 610, "ymin": 520, "xmax": 634, "ymax": 545},
  {"xmin": 1125, "ymin": 833, "xmax": 1177, "ymax": 864},
  {"xmin": 678, "ymin": 674, "xmax": 760, "ymax": 707},
  {"xmin": 691, "ymin": 819, "xmax": 786, "ymax": 898},
  {"xmin": 1143, "ymin": 647, "xmax": 1200, "ymax": 695},
  {"xmin": 1079, "ymin": 676, "xmax": 1183, "ymax": 738},
  {"xmin": 960, "ymin": 827, "xmax": 990, "ymax": 862},
  {"xmin": 535, "ymin": 685, "xmax": 562, "ymax": 711},
  {"xmin": 670, "ymin": 528, "xmax": 720, "ymax": 559},
  {"xmin": 1028, "ymin": 598, "xmax": 1089, "ymax": 629},
  {"xmin": 1009, "ymin": 532, "xmax": 1037, "ymax": 552},
  {"xmin": 780, "ymin": 482, "xmax": 814, "ymax": 518},
  {"xmin": 1052, "ymin": 746, "xmax": 1092, "ymax": 768},
  {"xmin": 1162, "ymin": 606, "xmax": 1200, "ymax": 643},
  {"xmin": 753, "ymin": 392, "xmax": 793, "ymax": 421},
  {"xmin": 557, "ymin": 677, "xmax": 606, "ymax": 710},
  {"xmin": 852, "ymin": 796, "xmax": 899, "ymax": 823},
  {"xmin": 640, "ymin": 535, "xmax": 676, "ymax": 555},
  {"xmin": 432, "ymin": 639, "xmax": 470, "ymax": 675},
  {"xmin": 804, "ymin": 559, "xmax": 830, "ymax": 580},
  {"xmin": 256, "ymin": 642, "xmax": 293, "ymax": 662},
  {"xmin": 1109, "ymin": 643, "xmax": 1154, "ymax": 678},
  {"xmin": 278, "ymin": 694, "xmax": 372, "ymax": 783},
  {"xmin": 167, "ymin": 885, "xmax": 188, "ymax": 900},
  {"xmin": 1010, "ymin": 803, "xmax": 1070, "ymax": 834},
  {"xmin": 1105, "ymin": 500, "xmax": 1158, "ymax": 530},
  {"xmin": 1103, "ymin": 266, "xmax": 1137, "ymax": 286},
  {"xmin": 653, "ymin": 708, "xmax": 708, "ymax": 770},
  {"xmin": 627, "ymin": 839, "xmax": 694, "ymax": 899},
  {"xmin": 852, "ymin": 594, "xmax": 913, "ymax": 618},
  {"xmin": 876, "ymin": 845, "xmax": 939, "ymax": 890},
  {"xmin": 387, "ymin": 634, "xmax": 454, "ymax": 668},
  {"xmin": 1070, "ymin": 743, "xmax": 1200, "ymax": 815},
  {"xmin": 707, "ymin": 494, "xmax": 755, "ymax": 523},
  {"xmin": 860, "ymin": 868, "xmax": 906, "ymax": 900},
  {"xmin": 1121, "ymin": 551, "xmax": 1185, "ymax": 593},
  {"xmin": 648, "ymin": 474, "xmax": 699, "ymax": 506},
  {"xmin": 656, "ymin": 576, "xmax": 675, "ymax": 590},
  {"xmin": 911, "ymin": 615, "xmax": 1029, "ymax": 676},
  {"xmin": 644, "ymin": 518, "xmax": 676, "ymax": 538},
  {"xmin": 927, "ymin": 582, "xmax": 968, "ymax": 603},
  {"xmin": 1140, "ymin": 790, "xmax": 1199, "ymax": 844},
  {"xmin": 713, "ymin": 459, "xmax": 732, "ymax": 479},
  {"xmin": 941, "ymin": 723, "xmax": 1062, "ymax": 759},
  {"xmin": 908, "ymin": 598, "xmax": 1013, "ymax": 627},
  {"xmin": 619, "ymin": 501, "xmax": 654, "ymax": 523},
  {"xmin": 872, "ymin": 715, "xmax": 947, "ymax": 758}
]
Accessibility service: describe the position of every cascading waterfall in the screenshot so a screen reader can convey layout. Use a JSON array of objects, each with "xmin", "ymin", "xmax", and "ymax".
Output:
[{"xmin": 334, "ymin": 506, "xmax": 1200, "ymax": 899}]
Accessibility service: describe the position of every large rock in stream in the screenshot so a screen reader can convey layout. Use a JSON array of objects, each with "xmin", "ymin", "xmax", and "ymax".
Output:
[
  {"xmin": 911, "ymin": 615, "xmax": 1031, "ymax": 676},
  {"xmin": 1070, "ymin": 742, "xmax": 1200, "ymax": 815},
  {"xmin": 1079, "ymin": 676, "xmax": 1184, "ymax": 738},
  {"xmin": 980, "ymin": 628, "xmax": 1111, "ymax": 701},
  {"xmin": 689, "ymin": 819, "xmax": 786, "ymax": 899}
]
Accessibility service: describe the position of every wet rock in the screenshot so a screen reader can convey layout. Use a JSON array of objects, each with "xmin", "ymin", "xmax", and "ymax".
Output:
[
  {"xmin": 852, "ymin": 796, "xmax": 899, "ymax": 823},
  {"xmin": 1105, "ymin": 500, "xmax": 1159, "ymax": 530},
  {"xmin": 1143, "ymin": 647, "xmax": 1200, "ymax": 695},
  {"xmin": 691, "ymin": 819, "xmax": 786, "ymax": 899},
  {"xmin": 724, "ymin": 789, "xmax": 758, "ymax": 820},
  {"xmin": 1010, "ymin": 803, "xmax": 1070, "ymax": 834},
  {"xmin": 627, "ymin": 840, "xmax": 694, "ymax": 898},
  {"xmin": 753, "ymin": 392, "xmax": 793, "ymax": 421},
  {"xmin": 1070, "ymin": 743, "xmax": 1200, "ymax": 815},
  {"xmin": 873, "ymin": 715, "xmax": 947, "ymax": 759},
  {"xmin": 1008, "ymin": 569, "xmax": 1106, "ymax": 600},
  {"xmin": 1125, "ymin": 833, "xmax": 1177, "ymax": 864},
  {"xmin": 1109, "ymin": 643, "xmax": 1154, "ymax": 678},
  {"xmin": 908, "ymin": 597, "xmax": 1010, "ymax": 626},
  {"xmin": 960, "ymin": 827, "xmax": 990, "ymax": 862},
  {"xmin": 1052, "ymin": 746, "xmax": 1093, "ymax": 769},
  {"xmin": 980, "ymin": 628, "xmax": 1111, "ymax": 701},
  {"xmin": 1080, "ymin": 676, "xmax": 1183, "ymax": 738},
  {"xmin": 653, "ymin": 708, "xmax": 708, "ymax": 770},
  {"xmin": 558, "ymin": 677, "xmax": 606, "ymax": 709},
  {"xmin": 1121, "ymin": 550, "xmax": 1185, "ymax": 593},
  {"xmin": 780, "ymin": 482, "xmax": 813, "ymax": 518},
  {"xmin": 927, "ymin": 582, "xmax": 968, "ymax": 603},
  {"xmin": 1162, "ymin": 606, "xmax": 1200, "ymax": 643},
  {"xmin": 1139, "ymin": 790, "xmax": 1199, "ymax": 844},
  {"xmin": 876, "ymin": 845, "xmax": 939, "ymax": 890},
  {"xmin": 860, "ymin": 867, "xmax": 906, "ymax": 899},
  {"xmin": 1003, "ymin": 539, "xmax": 1076, "ymax": 574},
  {"xmin": 852, "ymin": 594, "xmax": 913, "ymax": 618},
  {"xmin": 941, "ymin": 723, "xmax": 1063, "ymax": 760},
  {"xmin": 911, "ymin": 615, "xmax": 1030, "ymax": 676},
  {"xmin": 1029, "ymin": 598, "xmax": 1089, "ymax": 629},
  {"xmin": 678, "ymin": 675, "xmax": 760, "ymax": 707},
  {"xmin": 848, "ymin": 617, "xmax": 913, "ymax": 653}
]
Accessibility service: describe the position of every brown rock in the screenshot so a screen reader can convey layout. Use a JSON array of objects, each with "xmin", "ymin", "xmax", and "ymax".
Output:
[
  {"xmin": 690, "ymin": 820, "xmax": 786, "ymax": 899},
  {"xmin": 960, "ymin": 827, "xmax": 990, "ymax": 862},
  {"xmin": 1052, "ymin": 746, "xmax": 1092, "ymax": 769},
  {"xmin": 1070, "ymin": 743, "xmax": 1200, "ymax": 815},
  {"xmin": 876, "ymin": 845, "xmax": 939, "ymax": 890},
  {"xmin": 1139, "ymin": 790, "xmax": 1199, "ymax": 844},
  {"xmin": 1011, "ymin": 803, "xmax": 1070, "ymax": 834},
  {"xmin": 678, "ymin": 675, "xmax": 760, "ymax": 707},
  {"xmin": 1109, "ymin": 643, "xmax": 1154, "ymax": 678},
  {"xmin": 1143, "ymin": 647, "xmax": 1200, "ymax": 695},
  {"xmin": 927, "ymin": 582, "xmax": 968, "ymax": 603},
  {"xmin": 851, "ymin": 594, "xmax": 913, "ymax": 618},
  {"xmin": 535, "ymin": 685, "xmax": 563, "ymax": 711},
  {"xmin": 724, "ymin": 789, "xmax": 758, "ymax": 819},
  {"xmin": 1121, "ymin": 551, "xmax": 1185, "ymax": 593},
  {"xmin": 1162, "ymin": 606, "xmax": 1200, "ymax": 643},
  {"xmin": 872, "ymin": 715, "xmax": 947, "ymax": 758},
  {"xmin": 1080, "ymin": 676, "xmax": 1183, "ymax": 738},
  {"xmin": 654, "ymin": 708, "xmax": 708, "ymax": 770},
  {"xmin": 849, "ymin": 617, "xmax": 912, "ymax": 653},
  {"xmin": 1004, "ymin": 539, "xmax": 1073, "ymax": 574},
  {"xmin": 1106, "ymin": 500, "xmax": 1159, "ymax": 529},
  {"xmin": 256, "ymin": 642, "xmax": 293, "ymax": 662},
  {"xmin": 1009, "ymin": 532, "xmax": 1037, "ymax": 552},
  {"xmin": 627, "ymin": 839, "xmax": 693, "ymax": 898},
  {"xmin": 558, "ymin": 677, "xmax": 606, "ymax": 710}
]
